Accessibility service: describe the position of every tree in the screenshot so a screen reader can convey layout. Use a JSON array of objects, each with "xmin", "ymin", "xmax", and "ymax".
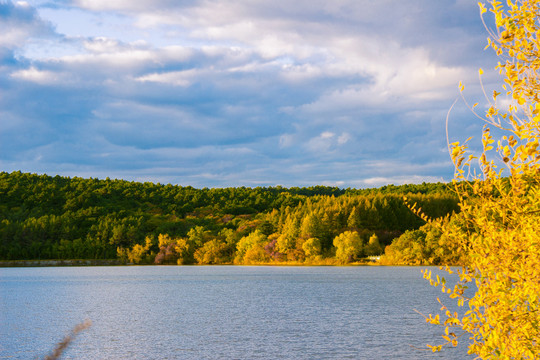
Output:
[
  {"xmin": 423, "ymin": 1, "xmax": 540, "ymax": 357},
  {"xmin": 194, "ymin": 239, "xmax": 229, "ymax": 264},
  {"xmin": 346, "ymin": 206, "xmax": 362, "ymax": 229},
  {"xmin": 275, "ymin": 214, "xmax": 299, "ymax": 256},
  {"xmin": 333, "ymin": 231, "xmax": 363, "ymax": 264},
  {"xmin": 365, "ymin": 234, "xmax": 382, "ymax": 256},
  {"xmin": 153, "ymin": 234, "xmax": 194, "ymax": 265},
  {"xmin": 380, "ymin": 229, "xmax": 427, "ymax": 265},
  {"xmin": 234, "ymin": 230, "xmax": 268, "ymax": 264},
  {"xmin": 123, "ymin": 236, "xmax": 153, "ymax": 264},
  {"xmin": 300, "ymin": 213, "xmax": 322, "ymax": 239},
  {"xmin": 302, "ymin": 237, "xmax": 322, "ymax": 259}
]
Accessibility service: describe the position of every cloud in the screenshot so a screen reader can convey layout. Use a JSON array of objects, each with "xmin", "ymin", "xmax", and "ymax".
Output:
[
  {"xmin": 0, "ymin": 1, "xmax": 54, "ymax": 48},
  {"xmin": 83, "ymin": 37, "xmax": 121, "ymax": 53},
  {"xmin": 305, "ymin": 131, "xmax": 352, "ymax": 154},
  {"xmin": 10, "ymin": 66, "xmax": 60, "ymax": 84},
  {"xmin": 136, "ymin": 69, "xmax": 202, "ymax": 87},
  {"xmin": 0, "ymin": 0, "xmax": 498, "ymax": 187}
]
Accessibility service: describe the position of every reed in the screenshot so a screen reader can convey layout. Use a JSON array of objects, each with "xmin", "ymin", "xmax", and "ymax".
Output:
[{"xmin": 44, "ymin": 320, "xmax": 92, "ymax": 360}]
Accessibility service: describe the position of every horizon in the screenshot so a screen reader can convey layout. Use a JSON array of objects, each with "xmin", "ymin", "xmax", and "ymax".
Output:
[
  {"xmin": 3, "ymin": 170, "xmax": 454, "ymax": 190},
  {"xmin": 1, "ymin": 1, "xmax": 498, "ymax": 188}
]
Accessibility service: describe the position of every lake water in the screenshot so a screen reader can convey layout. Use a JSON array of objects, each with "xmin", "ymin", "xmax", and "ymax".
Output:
[{"xmin": 0, "ymin": 266, "xmax": 473, "ymax": 359}]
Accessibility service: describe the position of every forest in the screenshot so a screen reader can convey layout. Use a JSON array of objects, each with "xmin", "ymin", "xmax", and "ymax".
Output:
[{"xmin": 0, "ymin": 171, "xmax": 460, "ymax": 265}]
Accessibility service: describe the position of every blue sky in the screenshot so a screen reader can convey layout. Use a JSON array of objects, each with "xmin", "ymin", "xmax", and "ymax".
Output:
[{"xmin": 0, "ymin": 0, "xmax": 500, "ymax": 188}]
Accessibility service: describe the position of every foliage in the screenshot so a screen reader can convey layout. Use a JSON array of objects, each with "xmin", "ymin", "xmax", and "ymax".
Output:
[
  {"xmin": 0, "ymin": 171, "xmax": 459, "ymax": 265},
  {"xmin": 194, "ymin": 239, "xmax": 230, "ymax": 265},
  {"xmin": 333, "ymin": 231, "xmax": 363, "ymax": 264},
  {"xmin": 235, "ymin": 230, "xmax": 269, "ymax": 264},
  {"xmin": 302, "ymin": 237, "xmax": 322, "ymax": 259},
  {"xmin": 380, "ymin": 219, "xmax": 465, "ymax": 266},
  {"xmin": 117, "ymin": 236, "xmax": 154, "ymax": 264},
  {"xmin": 365, "ymin": 234, "xmax": 382, "ymax": 257},
  {"xmin": 423, "ymin": 1, "xmax": 540, "ymax": 357}
]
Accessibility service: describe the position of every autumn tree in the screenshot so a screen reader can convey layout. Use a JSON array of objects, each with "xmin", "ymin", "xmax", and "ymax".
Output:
[
  {"xmin": 424, "ymin": 1, "xmax": 540, "ymax": 357},
  {"xmin": 117, "ymin": 236, "xmax": 154, "ymax": 264},
  {"xmin": 365, "ymin": 233, "xmax": 382, "ymax": 256},
  {"xmin": 333, "ymin": 231, "xmax": 363, "ymax": 264},
  {"xmin": 194, "ymin": 239, "xmax": 229, "ymax": 264},
  {"xmin": 154, "ymin": 234, "xmax": 194, "ymax": 265},
  {"xmin": 302, "ymin": 237, "xmax": 322, "ymax": 259},
  {"xmin": 234, "ymin": 230, "xmax": 269, "ymax": 264}
]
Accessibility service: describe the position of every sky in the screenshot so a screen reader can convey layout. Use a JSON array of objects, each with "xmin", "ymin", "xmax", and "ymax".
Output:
[{"xmin": 0, "ymin": 0, "xmax": 502, "ymax": 188}]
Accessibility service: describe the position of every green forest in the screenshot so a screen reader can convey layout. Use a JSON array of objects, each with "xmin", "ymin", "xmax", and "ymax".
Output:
[{"xmin": 0, "ymin": 171, "xmax": 461, "ymax": 265}]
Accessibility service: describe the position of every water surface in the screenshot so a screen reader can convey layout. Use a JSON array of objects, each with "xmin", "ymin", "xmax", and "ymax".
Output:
[{"xmin": 0, "ymin": 266, "xmax": 472, "ymax": 359}]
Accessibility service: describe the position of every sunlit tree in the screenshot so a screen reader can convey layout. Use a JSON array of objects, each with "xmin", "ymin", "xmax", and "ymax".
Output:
[
  {"xmin": 333, "ymin": 231, "xmax": 363, "ymax": 264},
  {"xmin": 235, "ymin": 230, "xmax": 268, "ymax": 264},
  {"xmin": 194, "ymin": 239, "xmax": 229, "ymax": 264},
  {"xmin": 423, "ymin": 1, "xmax": 540, "ymax": 357},
  {"xmin": 365, "ymin": 234, "xmax": 382, "ymax": 256},
  {"xmin": 302, "ymin": 237, "xmax": 322, "ymax": 259}
]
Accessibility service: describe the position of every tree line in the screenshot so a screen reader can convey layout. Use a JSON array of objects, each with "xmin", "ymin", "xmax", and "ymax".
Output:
[{"xmin": 0, "ymin": 171, "xmax": 459, "ymax": 264}]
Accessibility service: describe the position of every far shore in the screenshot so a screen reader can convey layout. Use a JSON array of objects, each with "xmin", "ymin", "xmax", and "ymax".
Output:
[
  {"xmin": 0, "ymin": 259, "xmax": 123, "ymax": 267},
  {"xmin": 0, "ymin": 257, "xmax": 383, "ymax": 267}
]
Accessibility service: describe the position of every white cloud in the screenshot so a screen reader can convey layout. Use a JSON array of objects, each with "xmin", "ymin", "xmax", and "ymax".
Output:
[
  {"xmin": 279, "ymin": 134, "xmax": 294, "ymax": 148},
  {"xmin": 305, "ymin": 131, "xmax": 352, "ymax": 153},
  {"xmin": 136, "ymin": 69, "xmax": 199, "ymax": 87},
  {"xmin": 299, "ymin": 45, "xmax": 465, "ymax": 116},
  {"xmin": 83, "ymin": 37, "xmax": 121, "ymax": 53},
  {"xmin": 10, "ymin": 67, "xmax": 62, "ymax": 84},
  {"xmin": 320, "ymin": 131, "xmax": 334, "ymax": 139},
  {"xmin": 0, "ymin": 2, "xmax": 54, "ymax": 49},
  {"xmin": 74, "ymin": 0, "xmax": 154, "ymax": 11},
  {"xmin": 1, "ymin": 27, "xmax": 33, "ymax": 48},
  {"xmin": 60, "ymin": 49, "xmax": 157, "ymax": 68},
  {"xmin": 337, "ymin": 132, "xmax": 351, "ymax": 145}
]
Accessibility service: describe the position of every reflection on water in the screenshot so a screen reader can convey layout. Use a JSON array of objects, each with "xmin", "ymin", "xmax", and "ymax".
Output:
[{"xmin": 0, "ymin": 266, "xmax": 472, "ymax": 359}]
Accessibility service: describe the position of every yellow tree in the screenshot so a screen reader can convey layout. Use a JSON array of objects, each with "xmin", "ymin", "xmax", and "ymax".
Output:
[
  {"xmin": 424, "ymin": 1, "xmax": 540, "ymax": 358},
  {"xmin": 302, "ymin": 237, "xmax": 322, "ymax": 259},
  {"xmin": 333, "ymin": 231, "xmax": 363, "ymax": 264}
]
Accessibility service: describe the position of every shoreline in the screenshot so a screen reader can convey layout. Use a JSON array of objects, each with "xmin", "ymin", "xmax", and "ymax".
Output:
[
  {"xmin": 0, "ymin": 259, "xmax": 383, "ymax": 267},
  {"xmin": 0, "ymin": 259, "xmax": 123, "ymax": 267}
]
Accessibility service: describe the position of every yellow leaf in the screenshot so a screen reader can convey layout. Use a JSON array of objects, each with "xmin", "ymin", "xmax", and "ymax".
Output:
[{"xmin": 478, "ymin": 2, "xmax": 487, "ymax": 14}]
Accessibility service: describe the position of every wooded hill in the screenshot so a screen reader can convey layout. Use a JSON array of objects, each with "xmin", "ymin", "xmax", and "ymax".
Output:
[{"xmin": 0, "ymin": 171, "xmax": 459, "ymax": 264}]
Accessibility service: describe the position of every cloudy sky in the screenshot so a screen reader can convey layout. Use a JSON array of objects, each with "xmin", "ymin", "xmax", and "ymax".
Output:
[{"xmin": 0, "ymin": 0, "xmax": 500, "ymax": 188}]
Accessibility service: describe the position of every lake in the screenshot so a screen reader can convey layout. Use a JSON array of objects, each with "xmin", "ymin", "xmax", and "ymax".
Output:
[{"xmin": 0, "ymin": 266, "xmax": 473, "ymax": 359}]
